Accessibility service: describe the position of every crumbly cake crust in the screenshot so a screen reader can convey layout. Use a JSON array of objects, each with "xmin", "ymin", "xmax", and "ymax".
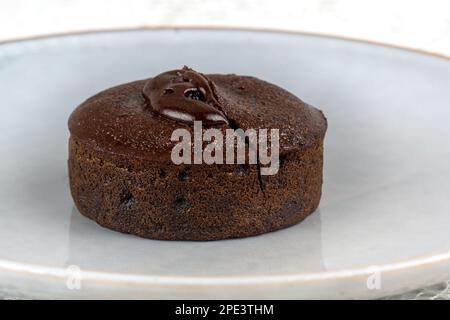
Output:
[{"xmin": 68, "ymin": 73, "xmax": 327, "ymax": 240}]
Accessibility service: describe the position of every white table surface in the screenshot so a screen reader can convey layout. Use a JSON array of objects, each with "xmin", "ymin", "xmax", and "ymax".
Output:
[
  {"xmin": 0, "ymin": 0, "xmax": 449, "ymax": 300},
  {"xmin": 2, "ymin": 0, "xmax": 450, "ymax": 58}
]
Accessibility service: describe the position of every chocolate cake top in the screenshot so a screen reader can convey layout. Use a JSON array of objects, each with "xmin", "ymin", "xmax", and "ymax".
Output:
[{"xmin": 68, "ymin": 67, "xmax": 327, "ymax": 160}]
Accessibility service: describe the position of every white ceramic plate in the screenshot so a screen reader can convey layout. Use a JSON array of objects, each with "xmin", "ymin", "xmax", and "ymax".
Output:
[{"xmin": 1, "ymin": 28, "xmax": 450, "ymax": 299}]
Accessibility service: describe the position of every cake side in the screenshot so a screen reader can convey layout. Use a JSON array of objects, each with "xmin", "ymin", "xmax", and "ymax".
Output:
[{"xmin": 68, "ymin": 135, "xmax": 324, "ymax": 240}]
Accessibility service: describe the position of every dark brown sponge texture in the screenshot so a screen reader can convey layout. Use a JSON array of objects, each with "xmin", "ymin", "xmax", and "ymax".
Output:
[{"xmin": 68, "ymin": 75, "xmax": 327, "ymax": 240}]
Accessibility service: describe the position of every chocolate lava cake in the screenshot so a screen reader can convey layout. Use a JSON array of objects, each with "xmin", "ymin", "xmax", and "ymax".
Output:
[{"xmin": 68, "ymin": 66, "xmax": 327, "ymax": 240}]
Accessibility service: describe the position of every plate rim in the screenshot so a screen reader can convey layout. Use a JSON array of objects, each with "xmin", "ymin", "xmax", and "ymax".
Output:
[
  {"xmin": 1, "ymin": 251, "xmax": 450, "ymax": 288},
  {"xmin": 1, "ymin": 25, "xmax": 449, "ymax": 62},
  {"xmin": 1, "ymin": 26, "xmax": 450, "ymax": 290}
]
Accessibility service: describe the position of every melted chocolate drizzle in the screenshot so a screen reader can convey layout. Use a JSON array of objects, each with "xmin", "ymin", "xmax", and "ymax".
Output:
[{"xmin": 142, "ymin": 66, "xmax": 229, "ymax": 126}]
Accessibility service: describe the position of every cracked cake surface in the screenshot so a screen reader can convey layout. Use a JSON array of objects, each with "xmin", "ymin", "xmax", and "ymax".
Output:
[{"xmin": 68, "ymin": 67, "xmax": 327, "ymax": 240}]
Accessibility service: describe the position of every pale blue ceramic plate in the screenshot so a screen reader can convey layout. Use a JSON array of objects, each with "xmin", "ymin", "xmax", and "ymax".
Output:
[{"xmin": 1, "ymin": 28, "xmax": 450, "ymax": 299}]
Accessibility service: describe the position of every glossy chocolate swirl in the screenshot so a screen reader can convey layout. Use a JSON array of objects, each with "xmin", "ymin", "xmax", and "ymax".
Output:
[{"xmin": 142, "ymin": 66, "xmax": 229, "ymax": 126}]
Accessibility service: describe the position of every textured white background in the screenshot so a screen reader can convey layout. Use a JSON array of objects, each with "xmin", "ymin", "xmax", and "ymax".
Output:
[
  {"xmin": 1, "ymin": 0, "xmax": 450, "ymax": 57},
  {"xmin": 0, "ymin": 0, "xmax": 449, "ymax": 299}
]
